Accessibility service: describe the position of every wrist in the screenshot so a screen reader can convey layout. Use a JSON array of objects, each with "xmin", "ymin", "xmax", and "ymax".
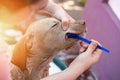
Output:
[
  {"xmin": 68, "ymin": 56, "xmax": 92, "ymax": 75},
  {"xmin": 65, "ymin": 65, "xmax": 85, "ymax": 79}
]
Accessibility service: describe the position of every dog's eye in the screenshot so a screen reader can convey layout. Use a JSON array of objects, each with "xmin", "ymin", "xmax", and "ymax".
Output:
[{"xmin": 51, "ymin": 22, "xmax": 58, "ymax": 28}]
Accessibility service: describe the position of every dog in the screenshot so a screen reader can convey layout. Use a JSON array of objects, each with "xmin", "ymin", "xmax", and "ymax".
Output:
[{"xmin": 10, "ymin": 18, "xmax": 86, "ymax": 80}]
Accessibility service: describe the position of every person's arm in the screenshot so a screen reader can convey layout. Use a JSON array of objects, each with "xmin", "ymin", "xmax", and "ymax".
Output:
[
  {"xmin": 41, "ymin": 40, "xmax": 103, "ymax": 80},
  {"xmin": 41, "ymin": 67, "xmax": 84, "ymax": 80},
  {"xmin": 0, "ymin": 40, "xmax": 11, "ymax": 80},
  {"xmin": 43, "ymin": 0, "xmax": 75, "ymax": 30},
  {"xmin": 0, "ymin": 54, "xmax": 12, "ymax": 80},
  {"xmin": 32, "ymin": 0, "xmax": 74, "ymax": 30}
]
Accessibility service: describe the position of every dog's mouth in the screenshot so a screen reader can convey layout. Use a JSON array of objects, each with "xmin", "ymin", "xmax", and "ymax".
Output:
[
  {"xmin": 65, "ymin": 32, "xmax": 81, "ymax": 40},
  {"xmin": 65, "ymin": 32, "xmax": 80, "ymax": 50}
]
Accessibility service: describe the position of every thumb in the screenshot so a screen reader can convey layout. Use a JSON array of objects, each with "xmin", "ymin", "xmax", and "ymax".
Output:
[{"xmin": 86, "ymin": 40, "xmax": 98, "ymax": 54}]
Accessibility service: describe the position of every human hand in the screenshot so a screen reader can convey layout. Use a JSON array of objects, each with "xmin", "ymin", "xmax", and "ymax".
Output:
[
  {"xmin": 44, "ymin": 0, "xmax": 75, "ymax": 30},
  {"xmin": 53, "ymin": 8, "xmax": 75, "ymax": 30},
  {"xmin": 68, "ymin": 40, "xmax": 103, "ymax": 73}
]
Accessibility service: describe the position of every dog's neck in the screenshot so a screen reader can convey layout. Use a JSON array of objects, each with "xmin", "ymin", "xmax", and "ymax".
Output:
[{"xmin": 26, "ymin": 48, "xmax": 58, "ymax": 79}]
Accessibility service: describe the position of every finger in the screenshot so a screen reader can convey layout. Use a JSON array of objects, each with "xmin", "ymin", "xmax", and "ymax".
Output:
[
  {"xmin": 80, "ymin": 41, "xmax": 89, "ymax": 48},
  {"xmin": 80, "ymin": 47, "xmax": 86, "ymax": 53},
  {"xmin": 0, "ymin": 54, "xmax": 12, "ymax": 80},
  {"xmin": 86, "ymin": 39, "xmax": 98, "ymax": 54},
  {"xmin": 93, "ymin": 48, "xmax": 103, "ymax": 59},
  {"xmin": 79, "ymin": 42, "xmax": 88, "ymax": 53},
  {"xmin": 62, "ymin": 18, "xmax": 70, "ymax": 30}
]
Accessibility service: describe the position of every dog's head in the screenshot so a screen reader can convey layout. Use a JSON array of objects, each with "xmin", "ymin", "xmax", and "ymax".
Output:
[
  {"xmin": 11, "ymin": 18, "xmax": 86, "ymax": 70},
  {"xmin": 26, "ymin": 18, "xmax": 86, "ymax": 52}
]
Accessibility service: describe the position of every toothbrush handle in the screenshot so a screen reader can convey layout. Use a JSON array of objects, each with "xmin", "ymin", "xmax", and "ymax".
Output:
[{"xmin": 66, "ymin": 33, "xmax": 110, "ymax": 53}]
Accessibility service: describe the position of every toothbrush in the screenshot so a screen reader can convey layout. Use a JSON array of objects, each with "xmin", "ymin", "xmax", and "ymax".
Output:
[{"xmin": 66, "ymin": 33, "xmax": 110, "ymax": 53}]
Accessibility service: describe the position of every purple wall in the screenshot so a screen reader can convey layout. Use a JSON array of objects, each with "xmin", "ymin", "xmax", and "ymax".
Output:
[{"xmin": 81, "ymin": 0, "xmax": 120, "ymax": 80}]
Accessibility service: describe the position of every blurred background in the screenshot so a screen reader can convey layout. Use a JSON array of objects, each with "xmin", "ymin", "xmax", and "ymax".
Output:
[{"xmin": 53, "ymin": 0, "xmax": 86, "ymax": 20}]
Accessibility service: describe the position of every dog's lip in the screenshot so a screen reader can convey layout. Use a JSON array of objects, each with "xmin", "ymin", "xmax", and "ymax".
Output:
[{"xmin": 65, "ymin": 32, "xmax": 80, "ymax": 50}]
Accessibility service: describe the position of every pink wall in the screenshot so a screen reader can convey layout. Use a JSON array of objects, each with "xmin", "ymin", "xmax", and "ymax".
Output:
[{"xmin": 81, "ymin": 0, "xmax": 120, "ymax": 80}]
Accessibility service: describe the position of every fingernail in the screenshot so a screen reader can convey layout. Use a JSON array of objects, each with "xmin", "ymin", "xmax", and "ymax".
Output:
[
  {"xmin": 63, "ymin": 26, "xmax": 68, "ymax": 30},
  {"xmin": 62, "ymin": 21, "xmax": 68, "ymax": 30},
  {"xmin": 63, "ymin": 23, "xmax": 68, "ymax": 30}
]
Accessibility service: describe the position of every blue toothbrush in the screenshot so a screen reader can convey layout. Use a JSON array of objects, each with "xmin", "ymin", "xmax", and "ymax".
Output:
[{"xmin": 66, "ymin": 33, "xmax": 110, "ymax": 53}]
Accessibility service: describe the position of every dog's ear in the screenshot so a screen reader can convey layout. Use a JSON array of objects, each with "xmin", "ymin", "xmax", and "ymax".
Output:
[
  {"xmin": 11, "ymin": 36, "xmax": 28, "ymax": 70},
  {"xmin": 11, "ymin": 34, "xmax": 33, "ymax": 70}
]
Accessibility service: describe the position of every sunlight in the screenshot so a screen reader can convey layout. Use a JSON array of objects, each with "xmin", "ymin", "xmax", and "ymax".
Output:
[
  {"xmin": 5, "ymin": 29, "xmax": 22, "ymax": 41},
  {"xmin": 60, "ymin": 1, "xmax": 83, "ymax": 11}
]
